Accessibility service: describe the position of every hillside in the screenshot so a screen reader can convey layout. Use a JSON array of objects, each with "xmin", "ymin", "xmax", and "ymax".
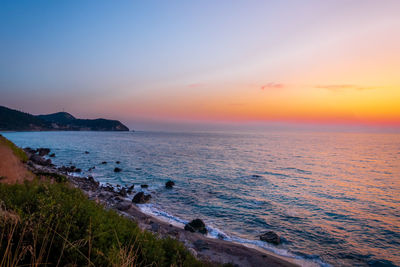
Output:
[{"xmin": 0, "ymin": 106, "xmax": 129, "ymax": 131}]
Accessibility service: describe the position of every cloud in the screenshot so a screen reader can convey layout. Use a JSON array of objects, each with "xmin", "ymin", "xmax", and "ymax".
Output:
[
  {"xmin": 260, "ymin": 83, "xmax": 284, "ymax": 90},
  {"xmin": 315, "ymin": 84, "xmax": 377, "ymax": 92}
]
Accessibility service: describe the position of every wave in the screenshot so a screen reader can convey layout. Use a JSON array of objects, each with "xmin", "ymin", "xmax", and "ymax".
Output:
[{"xmin": 137, "ymin": 203, "xmax": 329, "ymax": 267}]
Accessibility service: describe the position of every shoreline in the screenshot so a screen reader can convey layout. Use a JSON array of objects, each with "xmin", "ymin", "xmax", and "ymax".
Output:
[{"xmin": 22, "ymin": 148, "xmax": 307, "ymax": 267}]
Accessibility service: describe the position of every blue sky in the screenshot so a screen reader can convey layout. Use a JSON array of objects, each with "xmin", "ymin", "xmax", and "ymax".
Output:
[{"xmin": 1, "ymin": 0, "xmax": 399, "ymax": 131}]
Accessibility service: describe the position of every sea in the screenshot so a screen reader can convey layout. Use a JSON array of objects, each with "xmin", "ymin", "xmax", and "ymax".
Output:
[{"xmin": 2, "ymin": 130, "xmax": 399, "ymax": 267}]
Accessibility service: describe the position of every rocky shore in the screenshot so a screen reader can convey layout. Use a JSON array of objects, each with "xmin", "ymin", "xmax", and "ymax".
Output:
[{"xmin": 23, "ymin": 147, "xmax": 301, "ymax": 267}]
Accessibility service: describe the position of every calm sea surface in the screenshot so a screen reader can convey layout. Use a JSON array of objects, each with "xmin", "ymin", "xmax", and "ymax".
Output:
[{"xmin": 3, "ymin": 131, "xmax": 400, "ymax": 266}]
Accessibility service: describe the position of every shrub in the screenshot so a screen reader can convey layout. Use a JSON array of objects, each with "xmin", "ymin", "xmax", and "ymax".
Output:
[{"xmin": 0, "ymin": 180, "xmax": 203, "ymax": 266}]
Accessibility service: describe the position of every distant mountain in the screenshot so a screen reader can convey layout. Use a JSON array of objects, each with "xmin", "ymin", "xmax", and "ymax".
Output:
[{"xmin": 0, "ymin": 106, "xmax": 129, "ymax": 131}]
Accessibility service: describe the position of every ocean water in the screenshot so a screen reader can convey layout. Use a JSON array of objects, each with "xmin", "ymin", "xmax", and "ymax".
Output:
[{"xmin": 2, "ymin": 131, "xmax": 400, "ymax": 267}]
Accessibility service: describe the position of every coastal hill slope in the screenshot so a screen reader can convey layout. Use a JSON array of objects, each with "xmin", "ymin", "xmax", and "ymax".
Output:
[{"xmin": 0, "ymin": 105, "xmax": 129, "ymax": 131}]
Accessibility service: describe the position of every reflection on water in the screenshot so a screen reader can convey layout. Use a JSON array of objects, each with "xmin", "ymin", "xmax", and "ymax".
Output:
[{"xmin": 3, "ymin": 131, "xmax": 400, "ymax": 266}]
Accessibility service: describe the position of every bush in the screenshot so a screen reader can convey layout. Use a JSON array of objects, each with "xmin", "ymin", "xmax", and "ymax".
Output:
[{"xmin": 0, "ymin": 180, "xmax": 204, "ymax": 266}]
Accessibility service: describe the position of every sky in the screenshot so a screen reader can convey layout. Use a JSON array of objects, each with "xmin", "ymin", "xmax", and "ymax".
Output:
[{"xmin": 1, "ymin": 0, "xmax": 399, "ymax": 131}]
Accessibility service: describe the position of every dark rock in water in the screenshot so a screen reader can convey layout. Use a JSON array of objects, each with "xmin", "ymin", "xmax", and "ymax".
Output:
[
  {"xmin": 84, "ymin": 151, "xmax": 89, "ymax": 154},
  {"xmin": 116, "ymin": 161, "xmax": 120, "ymax": 164},
  {"xmin": 88, "ymin": 166, "xmax": 95, "ymax": 171},
  {"xmin": 24, "ymin": 147, "xmax": 37, "ymax": 154},
  {"xmin": 119, "ymin": 187, "xmax": 127, "ymax": 197},
  {"xmin": 184, "ymin": 219, "xmax": 207, "ymax": 234},
  {"xmin": 114, "ymin": 167, "xmax": 122, "ymax": 172},
  {"xmin": 165, "ymin": 180, "xmax": 175, "ymax": 189},
  {"xmin": 140, "ymin": 184, "xmax": 148, "ymax": 188},
  {"xmin": 101, "ymin": 161, "xmax": 107, "ymax": 164},
  {"xmin": 116, "ymin": 202, "xmax": 131, "ymax": 211},
  {"xmin": 135, "ymin": 168, "xmax": 141, "ymax": 170},
  {"xmin": 127, "ymin": 185, "xmax": 135, "ymax": 194},
  {"xmin": 75, "ymin": 168, "xmax": 82, "ymax": 173},
  {"xmin": 252, "ymin": 174, "xmax": 262, "ymax": 178},
  {"xmin": 37, "ymin": 148, "xmax": 51, "ymax": 156},
  {"xmin": 49, "ymin": 153, "xmax": 55, "ymax": 158},
  {"xmin": 132, "ymin": 192, "xmax": 151, "ymax": 204},
  {"xmin": 30, "ymin": 154, "xmax": 52, "ymax": 166},
  {"xmin": 259, "ymin": 231, "xmax": 280, "ymax": 244}
]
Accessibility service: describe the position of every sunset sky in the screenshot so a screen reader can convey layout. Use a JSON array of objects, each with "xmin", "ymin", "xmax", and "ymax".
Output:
[{"xmin": 1, "ymin": 0, "xmax": 399, "ymax": 131}]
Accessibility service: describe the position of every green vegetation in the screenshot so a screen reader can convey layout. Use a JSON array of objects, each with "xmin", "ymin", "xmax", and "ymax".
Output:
[
  {"xmin": 0, "ymin": 105, "xmax": 129, "ymax": 131},
  {"xmin": 0, "ymin": 179, "xmax": 205, "ymax": 266},
  {"xmin": 0, "ymin": 135, "xmax": 28, "ymax": 163}
]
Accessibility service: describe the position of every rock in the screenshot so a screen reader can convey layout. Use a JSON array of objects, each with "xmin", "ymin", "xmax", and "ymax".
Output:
[
  {"xmin": 24, "ymin": 147, "xmax": 37, "ymax": 154},
  {"xmin": 37, "ymin": 148, "xmax": 51, "ymax": 156},
  {"xmin": 30, "ymin": 154, "xmax": 52, "ymax": 166},
  {"xmin": 184, "ymin": 219, "xmax": 207, "ymax": 234},
  {"xmin": 114, "ymin": 196, "xmax": 124, "ymax": 202},
  {"xmin": 116, "ymin": 202, "xmax": 131, "ymax": 211},
  {"xmin": 114, "ymin": 167, "xmax": 122, "ymax": 172},
  {"xmin": 88, "ymin": 166, "xmax": 95, "ymax": 171},
  {"xmin": 49, "ymin": 153, "xmax": 56, "ymax": 157},
  {"xmin": 119, "ymin": 187, "xmax": 127, "ymax": 197},
  {"xmin": 127, "ymin": 185, "xmax": 134, "ymax": 194},
  {"xmin": 135, "ymin": 168, "xmax": 141, "ymax": 170},
  {"xmin": 75, "ymin": 168, "xmax": 82, "ymax": 173},
  {"xmin": 252, "ymin": 174, "xmax": 262, "ymax": 178},
  {"xmin": 140, "ymin": 184, "xmax": 148, "ymax": 188},
  {"xmin": 165, "ymin": 180, "xmax": 175, "ymax": 189},
  {"xmin": 188, "ymin": 247, "xmax": 198, "ymax": 257},
  {"xmin": 101, "ymin": 161, "xmax": 107, "ymax": 164},
  {"xmin": 86, "ymin": 176, "xmax": 99, "ymax": 187},
  {"xmin": 193, "ymin": 239, "xmax": 209, "ymax": 250},
  {"xmin": 116, "ymin": 161, "xmax": 120, "ymax": 164},
  {"xmin": 150, "ymin": 222, "xmax": 160, "ymax": 232},
  {"xmin": 132, "ymin": 192, "xmax": 151, "ymax": 204},
  {"xmin": 84, "ymin": 151, "xmax": 89, "ymax": 154},
  {"xmin": 259, "ymin": 231, "xmax": 280, "ymax": 245}
]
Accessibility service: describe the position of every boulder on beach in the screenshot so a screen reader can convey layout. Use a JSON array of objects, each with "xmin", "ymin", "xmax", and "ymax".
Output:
[
  {"xmin": 184, "ymin": 219, "xmax": 207, "ymax": 234},
  {"xmin": 259, "ymin": 231, "xmax": 280, "ymax": 245},
  {"xmin": 114, "ymin": 167, "xmax": 122, "ymax": 172},
  {"xmin": 132, "ymin": 192, "xmax": 151, "ymax": 204},
  {"xmin": 165, "ymin": 180, "xmax": 175, "ymax": 189}
]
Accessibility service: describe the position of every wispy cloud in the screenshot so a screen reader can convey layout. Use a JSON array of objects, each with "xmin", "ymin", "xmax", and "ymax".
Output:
[
  {"xmin": 315, "ymin": 84, "xmax": 378, "ymax": 92},
  {"xmin": 260, "ymin": 83, "xmax": 284, "ymax": 90}
]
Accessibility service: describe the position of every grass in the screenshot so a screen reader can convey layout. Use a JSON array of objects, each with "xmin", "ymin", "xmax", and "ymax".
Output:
[
  {"xmin": 0, "ymin": 135, "xmax": 28, "ymax": 163},
  {"xmin": 0, "ymin": 179, "xmax": 205, "ymax": 267}
]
